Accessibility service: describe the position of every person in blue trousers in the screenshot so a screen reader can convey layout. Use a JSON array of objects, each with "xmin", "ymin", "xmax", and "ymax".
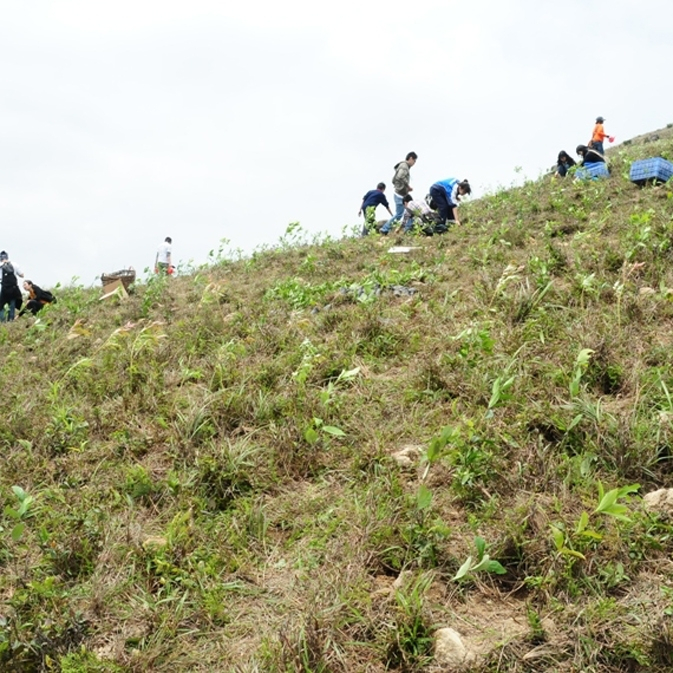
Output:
[
  {"xmin": 380, "ymin": 152, "xmax": 418, "ymax": 234},
  {"xmin": 428, "ymin": 178, "xmax": 471, "ymax": 232}
]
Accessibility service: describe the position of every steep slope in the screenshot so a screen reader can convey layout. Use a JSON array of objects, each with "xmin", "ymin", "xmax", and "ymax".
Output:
[{"xmin": 1, "ymin": 128, "xmax": 673, "ymax": 672}]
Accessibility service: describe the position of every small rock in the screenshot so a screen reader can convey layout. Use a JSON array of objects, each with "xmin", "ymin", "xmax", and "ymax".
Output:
[
  {"xmin": 658, "ymin": 411, "xmax": 673, "ymax": 426},
  {"xmin": 390, "ymin": 284, "xmax": 418, "ymax": 297},
  {"xmin": 391, "ymin": 445, "xmax": 422, "ymax": 468},
  {"xmin": 143, "ymin": 535, "xmax": 168, "ymax": 550},
  {"xmin": 434, "ymin": 627, "xmax": 473, "ymax": 670},
  {"xmin": 643, "ymin": 488, "xmax": 673, "ymax": 515},
  {"xmin": 392, "ymin": 570, "xmax": 413, "ymax": 590}
]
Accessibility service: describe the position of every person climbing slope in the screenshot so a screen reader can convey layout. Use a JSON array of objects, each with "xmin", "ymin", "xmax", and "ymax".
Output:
[
  {"xmin": 380, "ymin": 152, "xmax": 418, "ymax": 235},
  {"xmin": 359, "ymin": 182, "xmax": 393, "ymax": 236}
]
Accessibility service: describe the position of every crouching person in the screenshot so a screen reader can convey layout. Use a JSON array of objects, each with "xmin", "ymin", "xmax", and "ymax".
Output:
[
  {"xmin": 359, "ymin": 182, "xmax": 394, "ymax": 236},
  {"xmin": 428, "ymin": 178, "xmax": 471, "ymax": 232},
  {"xmin": 18, "ymin": 280, "xmax": 56, "ymax": 317},
  {"xmin": 400, "ymin": 194, "xmax": 436, "ymax": 234}
]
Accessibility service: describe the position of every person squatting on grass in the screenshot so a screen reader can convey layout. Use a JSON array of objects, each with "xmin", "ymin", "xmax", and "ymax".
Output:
[
  {"xmin": 380, "ymin": 152, "xmax": 418, "ymax": 235},
  {"xmin": 155, "ymin": 236, "xmax": 174, "ymax": 275},
  {"xmin": 576, "ymin": 144, "xmax": 606, "ymax": 165},
  {"xmin": 428, "ymin": 178, "xmax": 471, "ymax": 231},
  {"xmin": 18, "ymin": 280, "xmax": 56, "ymax": 317},
  {"xmin": 0, "ymin": 251, "xmax": 24, "ymax": 322},
  {"xmin": 359, "ymin": 182, "xmax": 393, "ymax": 236},
  {"xmin": 556, "ymin": 150, "xmax": 576, "ymax": 178},
  {"xmin": 400, "ymin": 194, "xmax": 435, "ymax": 234}
]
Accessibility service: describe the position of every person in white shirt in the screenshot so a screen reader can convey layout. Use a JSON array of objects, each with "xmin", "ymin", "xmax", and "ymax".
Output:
[
  {"xmin": 155, "ymin": 237, "xmax": 173, "ymax": 275},
  {"xmin": 400, "ymin": 194, "xmax": 435, "ymax": 233},
  {"xmin": 0, "ymin": 250, "xmax": 25, "ymax": 321}
]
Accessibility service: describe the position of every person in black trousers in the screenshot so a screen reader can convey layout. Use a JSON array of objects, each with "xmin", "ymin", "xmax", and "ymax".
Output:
[{"xmin": 18, "ymin": 280, "xmax": 56, "ymax": 317}]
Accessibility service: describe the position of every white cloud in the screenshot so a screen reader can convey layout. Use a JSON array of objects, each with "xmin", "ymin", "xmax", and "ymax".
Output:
[{"xmin": 0, "ymin": 0, "xmax": 672, "ymax": 286}]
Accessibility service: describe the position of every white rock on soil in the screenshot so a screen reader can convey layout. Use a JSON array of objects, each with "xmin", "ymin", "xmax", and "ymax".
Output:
[
  {"xmin": 434, "ymin": 627, "xmax": 473, "ymax": 670},
  {"xmin": 392, "ymin": 570, "xmax": 413, "ymax": 590},
  {"xmin": 643, "ymin": 488, "xmax": 673, "ymax": 514},
  {"xmin": 391, "ymin": 445, "xmax": 422, "ymax": 467}
]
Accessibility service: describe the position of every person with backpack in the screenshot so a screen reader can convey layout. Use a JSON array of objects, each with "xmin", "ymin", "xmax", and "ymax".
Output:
[
  {"xmin": 18, "ymin": 280, "xmax": 56, "ymax": 317},
  {"xmin": 428, "ymin": 178, "xmax": 471, "ymax": 231},
  {"xmin": 576, "ymin": 144, "xmax": 606, "ymax": 165},
  {"xmin": 0, "ymin": 251, "xmax": 24, "ymax": 322},
  {"xmin": 380, "ymin": 152, "xmax": 418, "ymax": 235},
  {"xmin": 359, "ymin": 182, "xmax": 394, "ymax": 235}
]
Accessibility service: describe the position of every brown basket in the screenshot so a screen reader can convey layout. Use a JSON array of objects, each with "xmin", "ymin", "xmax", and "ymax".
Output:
[{"xmin": 101, "ymin": 268, "xmax": 136, "ymax": 290}]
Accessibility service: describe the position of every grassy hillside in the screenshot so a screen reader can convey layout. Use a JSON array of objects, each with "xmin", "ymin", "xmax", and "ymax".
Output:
[{"xmin": 2, "ymin": 128, "xmax": 673, "ymax": 672}]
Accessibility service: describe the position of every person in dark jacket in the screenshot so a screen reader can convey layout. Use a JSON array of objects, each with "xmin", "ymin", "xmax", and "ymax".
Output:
[
  {"xmin": 18, "ymin": 280, "xmax": 56, "ymax": 317},
  {"xmin": 576, "ymin": 144, "xmax": 605, "ymax": 165},
  {"xmin": 0, "ymin": 251, "xmax": 24, "ymax": 322},
  {"xmin": 359, "ymin": 182, "xmax": 394, "ymax": 236},
  {"xmin": 556, "ymin": 150, "xmax": 576, "ymax": 177}
]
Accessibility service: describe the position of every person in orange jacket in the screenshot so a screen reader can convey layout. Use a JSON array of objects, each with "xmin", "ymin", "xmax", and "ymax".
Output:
[
  {"xmin": 18, "ymin": 280, "xmax": 56, "ymax": 317},
  {"xmin": 590, "ymin": 116, "xmax": 610, "ymax": 155}
]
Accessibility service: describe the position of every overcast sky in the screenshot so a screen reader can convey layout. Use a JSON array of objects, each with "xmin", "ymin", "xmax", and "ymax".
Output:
[{"xmin": 1, "ymin": 0, "xmax": 672, "ymax": 287}]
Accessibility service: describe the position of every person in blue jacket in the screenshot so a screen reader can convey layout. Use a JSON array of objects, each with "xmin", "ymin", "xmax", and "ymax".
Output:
[
  {"xmin": 428, "ymin": 178, "xmax": 471, "ymax": 231},
  {"xmin": 359, "ymin": 182, "xmax": 394, "ymax": 236}
]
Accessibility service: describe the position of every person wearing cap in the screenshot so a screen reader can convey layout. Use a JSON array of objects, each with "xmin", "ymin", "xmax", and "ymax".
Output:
[
  {"xmin": 590, "ymin": 117, "xmax": 610, "ymax": 155},
  {"xmin": 0, "ymin": 251, "xmax": 24, "ymax": 322}
]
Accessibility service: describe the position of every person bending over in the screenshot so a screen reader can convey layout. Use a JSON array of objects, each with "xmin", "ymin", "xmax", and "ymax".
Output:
[
  {"xmin": 428, "ymin": 178, "xmax": 471, "ymax": 231},
  {"xmin": 359, "ymin": 182, "xmax": 393, "ymax": 236},
  {"xmin": 400, "ymin": 194, "xmax": 435, "ymax": 234},
  {"xmin": 19, "ymin": 280, "xmax": 56, "ymax": 317},
  {"xmin": 576, "ymin": 144, "xmax": 605, "ymax": 165}
]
